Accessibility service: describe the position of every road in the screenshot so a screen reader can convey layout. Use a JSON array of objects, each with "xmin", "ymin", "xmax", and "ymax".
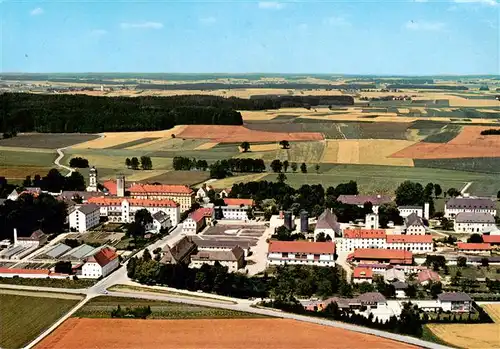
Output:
[
  {"xmin": 460, "ymin": 182, "xmax": 472, "ymax": 195},
  {"xmin": 54, "ymin": 148, "xmax": 74, "ymax": 177}
]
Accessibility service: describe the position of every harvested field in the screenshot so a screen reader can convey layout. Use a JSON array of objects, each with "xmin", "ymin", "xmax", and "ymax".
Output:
[
  {"xmin": 143, "ymin": 170, "xmax": 210, "ymax": 185},
  {"xmin": 194, "ymin": 141, "xmax": 219, "ymax": 150},
  {"xmin": 483, "ymin": 304, "xmax": 500, "ymax": 323},
  {"xmin": 248, "ymin": 143, "xmax": 279, "ymax": 152},
  {"xmin": 206, "ymin": 173, "xmax": 268, "ymax": 189},
  {"xmin": 425, "ymin": 323, "xmax": 500, "ymax": 349},
  {"xmin": 123, "ymin": 170, "xmax": 170, "ymax": 181},
  {"xmin": 0, "ymin": 133, "xmax": 98, "ymax": 149},
  {"xmin": 36, "ymin": 318, "xmax": 420, "ymax": 349},
  {"xmin": 176, "ymin": 125, "xmax": 324, "ymax": 143},
  {"xmin": 128, "ymin": 138, "xmax": 206, "ymax": 151},
  {"xmin": 106, "ymin": 137, "xmax": 161, "ymax": 149},
  {"xmin": 0, "ymin": 166, "xmax": 52, "ymax": 179}
]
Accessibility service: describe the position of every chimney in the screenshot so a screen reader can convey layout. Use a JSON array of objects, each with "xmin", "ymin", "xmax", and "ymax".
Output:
[{"xmin": 13, "ymin": 228, "xmax": 18, "ymax": 246}]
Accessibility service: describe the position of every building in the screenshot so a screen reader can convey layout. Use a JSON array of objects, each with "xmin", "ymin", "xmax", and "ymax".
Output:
[
  {"xmin": 81, "ymin": 247, "xmax": 119, "ymax": 278},
  {"xmin": 0, "ymin": 267, "xmax": 68, "ymax": 279},
  {"xmin": 437, "ymin": 292, "xmax": 472, "ymax": 313},
  {"xmin": 456, "ymin": 242, "xmax": 492, "ymax": 255},
  {"xmin": 60, "ymin": 191, "xmax": 103, "ymax": 203},
  {"xmin": 356, "ymin": 292, "xmax": 388, "ymax": 309},
  {"xmin": 314, "ymin": 209, "xmax": 342, "ymax": 241},
  {"xmin": 383, "ymin": 268, "xmax": 406, "ymax": 283},
  {"xmin": 69, "ymin": 204, "xmax": 100, "ymax": 233},
  {"xmin": 353, "ymin": 267, "xmax": 373, "ymax": 284},
  {"xmin": 146, "ymin": 211, "xmax": 172, "ymax": 234},
  {"xmin": 337, "ymin": 195, "xmax": 392, "ymax": 214},
  {"xmin": 59, "ymin": 244, "xmax": 99, "ymax": 262},
  {"xmin": 444, "ymin": 197, "xmax": 496, "ymax": 219},
  {"xmin": 192, "ymin": 238, "xmax": 252, "ymax": 257},
  {"xmin": 190, "ymin": 246, "xmax": 245, "ymax": 272},
  {"xmin": 182, "ymin": 208, "xmax": 213, "ymax": 234},
  {"xmin": 7, "ymin": 189, "xmax": 19, "ymax": 201},
  {"xmin": 404, "ymin": 213, "xmax": 426, "ymax": 235},
  {"xmin": 38, "ymin": 243, "xmax": 72, "ymax": 259},
  {"xmin": 348, "ymin": 248, "xmax": 413, "ymax": 266},
  {"xmin": 128, "ymin": 183, "xmax": 195, "ymax": 212},
  {"xmin": 483, "ymin": 235, "xmax": 500, "ymax": 246},
  {"xmin": 386, "ymin": 234, "xmax": 433, "ymax": 253},
  {"xmin": 392, "ymin": 281, "xmax": 409, "ymax": 299},
  {"xmin": 337, "ymin": 229, "xmax": 386, "ymax": 252},
  {"xmin": 87, "ymin": 166, "xmax": 98, "ymax": 192},
  {"xmin": 267, "ymin": 241, "xmax": 335, "ymax": 267},
  {"xmin": 365, "ymin": 213, "xmax": 379, "ymax": 229},
  {"xmin": 196, "ymin": 184, "xmax": 214, "ymax": 202},
  {"xmin": 16, "ymin": 229, "xmax": 48, "ymax": 247},
  {"xmin": 417, "ymin": 269, "xmax": 441, "ymax": 285},
  {"xmin": 87, "ymin": 197, "xmax": 180, "ymax": 226},
  {"xmin": 161, "ymin": 236, "xmax": 197, "ymax": 264},
  {"xmin": 454, "ymin": 212, "xmax": 496, "ymax": 234},
  {"xmin": 219, "ymin": 198, "xmax": 254, "ymax": 221},
  {"xmin": 398, "ymin": 205, "xmax": 423, "ymax": 219}
]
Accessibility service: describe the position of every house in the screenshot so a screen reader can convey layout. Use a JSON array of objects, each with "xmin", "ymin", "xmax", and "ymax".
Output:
[
  {"xmin": 196, "ymin": 184, "xmax": 214, "ymax": 202},
  {"xmin": 336, "ymin": 229, "xmax": 386, "ymax": 252},
  {"xmin": 456, "ymin": 242, "xmax": 491, "ymax": 255},
  {"xmin": 192, "ymin": 237, "xmax": 252, "ymax": 257},
  {"xmin": 218, "ymin": 188, "xmax": 231, "ymax": 198},
  {"xmin": 161, "ymin": 236, "xmax": 197, "ymax": 264},
  {"xmin": 444, "ymin": 197, "xmax": 496, "ymax": 219},
  {"xmin": 81, "ymin": 247, "xmax": 119, "ymax": 278},
  {"xmin": 348, "ymin": 248, "xmax": 413, "ymax": 265},
  {"xmin": 483, "ymin": 235, "xmax": 500, "ymax": 246},
  {"xmin": 190, "ymin": 246, "xmax": 245, "ymax": 272},
  {"xmin": 337, "ymin": 195, "xmax": 392, "ymax": 214},
  {"xmin": 182, "ymin": 208, "xmax": 213, "ymax": 234},
  {"xmin": 437, "ymin": 292, "xmax": 472, "ymax": 313},
  {"xmin": 314, "ymin": 209, "xmax": 342, "ymax": 241},
  {"xmin": 356, "ymin": 292, "xmax": 388, "ymax": 309},
  {"xmin": 128, "ymin": 183, "xmax": 195, "ymax": 212},
  {"xmin": 364, "ymin": 213, "xmax": 379, "ymax": 229},
  {"xmin": 16, "ymin": 229, "xmax": 48, "ymax": 247},
  {"xmin": 417, "ymin": 269, "xmax": 440, "ymax": 285},
  {"xmin": 219, "ymin": 198, "xmax": 254, "ymax": 221},
  {"xmin": 267, "ymin": 241, "xmax": 335, "ymax": 267},
  {"xmin": 383, "ymin": 268, "xmax": 406, "ymax": 283},
  {"xmin": 404, "ymin": 213, "xmax": 426, "ymax": 235},
  {"xmin": 385, "ymin": 234, "xmax": 433, "ymax": 253},
  {"xmin": 398, "ymin": 205, "xmax": 423, "ymax": 219},
  {"xmin": 69, "ymin": 204, "xmax": 100, "ymax": 233},
  {"xmin": 353, "ymin": 267, "xmax": 373, "ymax": 284},
  {"xmin": 453, "ymin": 212, "xmax": 496, "ymax": 234},
  {"xmin": 392, "ymin": 281, "xmax": 409, "ymax": 299},
  {"xmin": 146, "ymin": 210, "xmax": 172, "ymax": 234}
]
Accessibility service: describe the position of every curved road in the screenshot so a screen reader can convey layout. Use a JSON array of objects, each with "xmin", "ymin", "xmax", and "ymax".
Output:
[{"xmin": 54, "ymin": 147, "xmax": 74, "ymax": 177}]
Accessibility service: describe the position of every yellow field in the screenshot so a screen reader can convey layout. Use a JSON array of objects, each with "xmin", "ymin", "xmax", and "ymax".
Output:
[
  {"xmin": 483, "ymin": 304, "xmax": 500, "ymax": 323},
  {"xmin": 249, "ymin": 143, "xmax": 280, "ymax": 152},
  {"xmin": 426, "ymin": 324, "xmax": 500, "ymax": 349},
  {"xmin": 194, "ymin": 142, "xmax": 219, "ymax": 150},
  {"xmin": 126, "ymin": 138, "xmax": 201, "ymax": 152},
  {"xmin": 321, "ymin": 139, "xmax": 415, "ymax": 167},
  {"xmin": 205, "ymin": 173, "xmax": 268, "ymax": 189}
]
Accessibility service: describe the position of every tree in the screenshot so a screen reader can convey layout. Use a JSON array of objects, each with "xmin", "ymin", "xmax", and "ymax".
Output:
[
  {"xmin": 316, "ymin": 232, "xmax": 327, "ymax": 242},
  {"xmin": 457, "ymin": 256, "xmax": 467, "ymax": 268},
  {"xmin": 135, "ymin": 209, "xmax": 153, "ymax": 227},
  {"xmin": 277, "ymin": 173, "xmax": 287, "ymax": 183},
  {"xmin": 140, "ymin": 156, "xmax": 153, "ymax": 170},
  {"xmin": 54, "ymin": 261, "xmax": 72, "ymax": 274},
  {"xmin": 467, "ymin": 233, "xmax": 483, "ymax": 243},
  {"xmin": 497, "ymin": 190, "xmax": 500, "ymax": 200},
  {"xmin": 429, "ymin": 281, "xmax": 443, "ymax": 299},
  {"xmin": 300, "ymin": 162, "xmax": 307, "ymax": 173},
  {"xmin": 395, "ymin": 181, "xmax": 424, "ymax": 206},
  {"xmin": 481, "ymin": 258, "xmax": 489, "ymax": 267},
  {"xmin": 434, "ymin": 184, "xmax": 442, "ymax": 197},
  {"xmin": 196, "ymin": 159, "xmax": 208, "ymax": 171},
  {"xmin": 64, "ymin": 171, "xmax": 86, "ymax": 191},
  {"xmin": 279, "ymin": 140, "xmax": 290, "ymax": 149},
  {"xmin": 283, "ymin": 160, "xmax": 289, "ymax": 173},
  {"xmin": 358, "ymin": 282, "xmax": 374, "ymax": 294},
  {"xmin": 22, "ymin": 176, "xmax": 32, "ymax": 188},
  {"xmin": 42, "ymin": 169, "xmax": 66, "ymax": 193},
  {"xmin": 270, "ymin": 159, "xmax": 283, "ymax": 173},
  {"xmin": 363, "ymin": 201, "xmax": 373, "ymax": 214},
  {"xmin": 447, "ymin": 188, "xmax": 461, "ymax": 198},
  {"xmin": 315, "ymin": 164, "xmax": 320, "ymax": 173},
  {"xmin": 424, "ymin": 182, "xmax": 434, "ymax": 198},
  {"xmin": 69, "ymin": 157, "xmax": 89, "ymax": 168},
  {"xmin": 125, "ymin": 158, "xmax": 131, "ymax": 168},
  {"xmin": 291, "ymin": 162, "xmax": 298, "ymax": 172},
  {"xmin": 240, "ymin": 141, "xmax": 250, "ymax": 152},
  {"xmin": 131, "ymin": 157, "xmax": 140, "ymax": 170},
  {"xmin": 378, "ymin": 203, "xmax": 403, "ymax": 228}
]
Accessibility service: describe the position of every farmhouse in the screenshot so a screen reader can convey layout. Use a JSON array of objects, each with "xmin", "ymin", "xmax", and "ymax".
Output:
[
  {"xmin": 218, "ymin": 198, "xmax": 254, "ymax": 221},
  {"xmin": 182, "ymin": 208, "xmax": 213, "ymax": 234},
  {"xmin": 453, "ymin": 212, "xmax": 496, "ymax": 234},
  {"xmin": 145, "ymin": 210, "xmax": 172, "ymax": 233},
  {"xmin": 337, "ymin": 194, "xmax": 392, "ymax": 214},
  {"xmin": 437, "ymin": 292, "xmax": 472, "ymax": 313},
  {"xmin": 69, "ymin": 204, "xmax": 100, "ymax": 233},
  {"xmin": 444, "ymin": 197, "xmax": 496, "ymax": 219},
  {"xmin": 352, "ymin": 266, "xmax": 373, "ymax": 284},
  {"xmin": 348, "ymin": 248, "xmax": 413, "ymax": 266},
  {"xmin": 161, "ymin": 236, "xmax": 197, "ymax": 265},
  {"xmin": 456, "ymin": 242, "xmax": 492, "ymax": 255},
  {"xmin": 87, "ymin": 197, "xmax": 180, "ymax": 226},
  {"xmin": 195, "ymin": 184, "xmax": 214, "ymax": 202},
  {"xmin": 190, "ymin": 246, "xmax": 245, "ymax": 272},
  {"xmin": 267, "ymin": 241, "xmax": 336, "ymax": 267},
  {"xmin": 128, "ymin": 183, "xmax": 195, "ymax": 212},
  {"xmin": 81, "ymin": 247, "xmax": 119, "ymax": 278},
  {"xmin": 314, "ymin": 209, "xmax": 342, "ymax": 241},
  {"xmin": 386, "ymin": 234, "xmax": 433, "ymax": 253},
  {"xmin": 336, "ymin": 229, "xmax": 386, "ymax": 253},
  {"xmin": 403, "ymin": 212, "xmax": 426, "ymax": 235}
]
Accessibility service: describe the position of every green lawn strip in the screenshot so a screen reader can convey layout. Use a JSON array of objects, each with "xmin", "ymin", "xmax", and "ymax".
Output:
[
  {"xmin": 74, "ymin": 296, "xmax": 262, "ymax": 319},
  {"xmin": 0, "ymin": 277, "xmax": 96, "ymax": 289},
  {"xmin": 0, "ymin": 293, "xmax": 81, "ymax": 349},
  {"xmin": 421, "ymin": 325, "xmax": 464, "ymax": 349},
  {"xmin": 0, "ymin": 149, "xmax": 57, "ymax": 167}
]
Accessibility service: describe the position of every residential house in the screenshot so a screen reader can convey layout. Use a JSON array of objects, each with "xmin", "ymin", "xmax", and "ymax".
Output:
[
  {"xmin": 348, "ymin": 248, "xmax": 413, "ymax": 266},
  {"xmin": 196, "ymin": 184, "xmax": 214, "ymax": 202},
  {"xmin": 453, "ymin": 212, "xmax": 496, "ymax": 234},
  {"xmin": 267, "ymin": 241, "xmax": 336, "ymax": 267},
  {"xmin": 219, "ymin": 198, "xmax": 254, "ymax": 221},
  {"xmin": 81, "ymin": 247, "xmax": 119, "ymax": 278},
  {"xmin": 182, "ymin": 208, "xmax": 213, "ymax": 234},
  {"xmin": 392, "ymin": 281, "xmax": 409, "ymax": 299},
  {"xmin": 353, "ymin": 267, "xmax": 373, "ymax": 284},
  {"xmin": 337, "ymin": 195, "xmax": 392, "ymax": 214},
  {"xmin": 190, "ymin": 246, "xmax": 245, "ymax": 272},
  {"xmin": 437, "ymin": 292, "xmax": 472, "ymax": 313},
  {"xmin": 69, "ymin": 204, "xmax": 100, "ymax": 233},
  {"xmin": 314, "ymin": 209, "xmax": 342, "ymax": 241},
  {"xmin": 128, "ymin": 183, "xmax": 195, "ymax": 212},
  {"xmin": 146, "ymin": 210, "xmax": 172, "ymax": 234},
  {"xmin": 456, "ymin": 242, "xmax": 491, "ymax": 255},
  {"xmin": 336, "ymin": 229, "xmax": 386, "ymax": 252},
  {"xmin": 386, "ymin": 234, "xmax": 433, "ymax": 253},
  {"xmin": 417, "ymin": 269, "xmax": 441, "ymax": 286},
  {"xmin": 161, "ymin": 236, "xmax": 197, "ymax": 264},
  {"xmin": 404, "ymin": 213, "xmax": 426, "ymax": 235},
  {"xmin": 355, "ymin": 292, "xmax": 388, "ymax": 309},
  {"xmin": 444, "ymin": 197, "xmax": 496, "ymax": 219}
]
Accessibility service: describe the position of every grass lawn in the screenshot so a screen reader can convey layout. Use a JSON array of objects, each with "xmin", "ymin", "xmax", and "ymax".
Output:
[
  {"xmin": 442, "ymin": 266, "xmax": 500, "ymax": 280},
  {"xmin": 73, "ymin": 296, "xmax": 264, "ymax": 319},
  {"xmin": 0, "ymin": 277, "xmax": 96, "ymax": 288},
  {"xmin": 145, "ymin": 170, "xmax": 210, "ymax": 185},
  {"xmin": 0, "ymin": 293, "xmax": 81, "ymax": 349}
]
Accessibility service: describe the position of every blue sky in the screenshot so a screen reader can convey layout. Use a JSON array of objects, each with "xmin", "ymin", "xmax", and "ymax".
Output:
[{"xmin": 1, "ymin": 0, "xmax": 499, "ymax": 75}]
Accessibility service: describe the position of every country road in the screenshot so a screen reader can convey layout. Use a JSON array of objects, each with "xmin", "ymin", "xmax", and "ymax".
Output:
[{"xmin": 54, "ymin": 148, "xmax": 74, "ymax": 177}]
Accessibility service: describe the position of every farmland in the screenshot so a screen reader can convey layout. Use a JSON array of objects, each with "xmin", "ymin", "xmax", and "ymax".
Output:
[
  {"xmin": 0, "ymin": 291, "xmax": 82, "ymax": 349},
  {"xmin": 36, "ymin": 318, "xmax": 420, "ymax": 349},
  {"xmin": 0, "ymin": 134, "xmax": 98, "ymax": 149}
]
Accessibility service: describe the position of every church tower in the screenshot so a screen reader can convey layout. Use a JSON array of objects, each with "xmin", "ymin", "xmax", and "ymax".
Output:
[{"xmin": 87, "ymin": 166, "xmax": 98, "ymax": 192}]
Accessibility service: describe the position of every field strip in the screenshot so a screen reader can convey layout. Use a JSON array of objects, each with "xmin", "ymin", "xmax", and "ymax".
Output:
[
  {"xmin": 426, "ymin": 323, "xmax": 500, "ymax": 349},
  {"xmin": 0, "ymin": 289, "xmax": 83, "ymax": 300},
  {"xmin": 337, "ymin": 140, "xmax": 359, "ymax": 164},
  {"xmin": 483, "ymin": 304, "xmax": 500, "ymax": 323},
  {"xmin": 0, "ymin": 146, "xmax": 54, "ymax": 153},
  {"xmin": 194, "ymin": 141, "xmax": 220, "ymax": 150},
  {"xmin": 125, "ymin": 170, "xmax": 169, "ymax": 181}
]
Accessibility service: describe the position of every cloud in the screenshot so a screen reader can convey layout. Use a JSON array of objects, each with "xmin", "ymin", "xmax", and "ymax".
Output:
[
  {"xmin": 258, "ymin": 2, "xmax": 285, "ymax": 10},
  {"xmin": 90, "ymin": 29, "xmax": 108, "ymax": 36},
  {"xmin": 324, "ymin": 16, "xmax": 351, "ymax": 27},
  {"xmin": 30, "ymin": 7, "xmax": 44, "ymax": 16},
  {"xmin": 405, "ymin": 20, "xmax": 445, "ymax": 31},
  {"xmin": 120, "ymin": 22, "xmax": 163, "ymax": 29},
  {"xmin": 200, "ymin": 17, "xmax": 216, "ymax": 25},
  {"xmin": 454, "ymin": 0, "xmax": 498, "ymax": 6}
]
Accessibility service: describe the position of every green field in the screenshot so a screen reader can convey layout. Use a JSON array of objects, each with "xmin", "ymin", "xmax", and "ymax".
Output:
[
  {"xmin": 73, "ymin": 296, "xmax": 263, "ymax": 319},
  {"xmin": 0, "ymin": 149, "xmax": 56, "ymax": 167},
  {"xmin": 414, "ymin": 158, "xmax": 500, "ymax": 174},
  {"xmin": 0, "ymin": 277, "xmax": 96, "ymax": 288},
  {"xmin": 0, "ymin": 292, "xmax": 82, "ymax": 349}
]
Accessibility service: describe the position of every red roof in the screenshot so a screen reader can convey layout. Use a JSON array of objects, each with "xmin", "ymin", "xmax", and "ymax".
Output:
[
  {"xmin": 103, "ymin": 180, "xmax": 117, "ymax": 195},
  {"xmin": 483, "ymin": 235, "xmax": 500, "ymax": 244},
  {"xmin": 189, "ymin": 207, "xmax": 213, "ymax": 222},
  {"xmin": 353, "ymin": 267, "xmax": 373, "ymax": 279},
  {"xmin": 386, "ymin": 235, "xmax": 433, "ymax": 243},
  {"xmin": 457, "ymin": 243, "xmax": 491, "ymax": 251},
  {"xmin": 268, "ymin": 241, "xmax": 335, "ymax": 254},
  {"xmin": 223, "ymin": 198, "xmax": 254, "ymax": 207},
  {"xmin": 0, "ymin": 267, "xmax": 49, "ymax": 275},
  {"xmin": 417, "ymin": 269, "xmax": 440, "ymax": 283},
  {"xmin": 87, "ymin": 247, "xmax": 118, "ymax": 267},
  {"xmin": 88, "ymin": 196, "xmax": 178, "ymax": 208},
  {"xmin": 344, "ymin": 229, "xmax": 386, "ymax": 239},
  {"xmin": 352, "ymin": 248, "xmax": 413, "ymax": 263},
  {"xmin": 129, "ymin": 184, "xmax": 193, "ymax": 195}
]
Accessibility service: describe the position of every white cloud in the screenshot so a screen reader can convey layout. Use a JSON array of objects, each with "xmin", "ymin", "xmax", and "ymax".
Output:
[
  {"xmin": 454, "ymin": 0, "xmax": 498, "ymax": 6},
  {"xmin": 324, "ymin": 16, "xmax": 351, "ymax": 27},
  {"xmin": 405, "ymin": 20, "xmax": 445, "ymax": 31},
  {"xmin": 120, "ymin": 22, "xmax": 163, "ymax": 29},
  {"xmin": 200, "ymin": 17, "xmax": 216, "ymax": 25},
  {"xmin": 258, "ymin": 2, "xmax": 285, "ymax": 10},
  {"xmin": 90, "ymin": 29, "xmax": 108, "ymax": 36},
  {"xmin": 30, "ymin": 7, "xmax": 44, "ymax": 16}
]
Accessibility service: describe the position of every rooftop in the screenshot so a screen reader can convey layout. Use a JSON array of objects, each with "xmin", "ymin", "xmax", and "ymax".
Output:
[
  {"xmin": 103, "ymin": 180, "xmax": 117, "ymax": 195},
  {"xmin": 344, "ymin": 229, "xmax": 386, "ymax": 239},
  {"xmin": 162, "ymin": 236, "xmax": 197, "ymax": 264},
  {"xmin": 188, "ymin": 207, "xmax": 214, "ymax": 223},
  {"xmin": 446, "ymin": 197, "xmax": 495, "ymax": 210},
  {"xmin": 88, "ymin": 196, "xmax": 178, "ymax": 208},
  {"xmin": 386, "ymin": 234, "xmax": 432, "ymax": 243},
  {"xmin": 482, "ymin": 235, "xmax": 500, "ymax": 244},
  {"xmin": 268, "ymin": 241, "xmax": 335, "ymax": 255},
  {"xmin": 0, "ymin": 267, "xmax": 49, "ymax": 275},
  {"xmin": 417, "ymin": 269, "xmax": 440, "ymax": 283},
  {"xmin": 76, "ymin": 203, "xmax": 100, "ymax": 215},
  {"xmin": 86, "ymin": 247, "xmax": 118, "ymax": 267},
  {"xmin": 392, "ymin": 281, "xmax": 408, "ymax": 290},
  {"xmin": 337, "ymin": 194, "xmax": 392, "ymax": 206},
  {"xmin": 457, "ymin": 242, "xmax": 491, "ymax": 251},
  {"xmin": 223, "ymin": 198, "xmax": 254, "ymax": 207},
  {"xmin": 43, "ymin": 243, "xmax": 72, "ymax": 258},
  {"xmin": 405, "ymin": 212, "xmax": 425, "ymax": 227},
  {"xmin": 129, "ymin": 183, "xmax": 193, "ymax": 195},
  {"xmin": 191, "ymin": 246, "xmax": 244, "ymax": 262},
  {"xmin": 455, "ymin": 212, "xmax": 495, "ymax": 223},
  {"xmin": 316, "ymin": 209, "xmax": 341, "ymax": 232},
  {"xmin": 152, "ymin": 210, "xmax": 170, "ymax": 223},
  {"xmin": 353, "ymin": 267, "xmax": 373, "ymax": 279},
  {"xmin": 438, "ymin": 292, "xmax": 472, "ymax": 302},
  {"xmin": 351, "ymin": 248, "xmax": 413, "ymax": 263},
  {"xmin": 356, "ymin": 292, "xmax": 387, "ymax": 304}
]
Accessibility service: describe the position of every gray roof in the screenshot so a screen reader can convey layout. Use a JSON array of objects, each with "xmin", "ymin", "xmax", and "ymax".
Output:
[
  {"xmin": 446, "ymin": 198, "xmax": 495, "ymax": 210},
  {"xmin": 60, "ymin": 244, "xmax": 96, "ymax": 260},
  {"xmin": 356, "ymin": 292, "xmax": 387, "ymax": 304},
  {"xmin": 77, "ymin": 204, "xmax": 100, "ymax": 215},
  {"xmin": 42, "ymin": 243, "xmax": 72, "ymax": 258},
  {"xmin": 398, "ymin": 205, "xmax": 422, "ymax": 210},
  {"xmin": 0, "ymin": 245, "xmax": 26, "ymax": 258},
  {"xmin": 152, "ymin": 210, "xmax": 169, "ymax": 223},
  {"xmin": 191, "ymin": 246, "xmax": 244, "ymax": 262},
  {"xmin": 438, "ymin": 292, "xmax": 472, "ymax": 302},
  {"xmin": 455, "ymin": 212, "xmax": 495, "ymax": 223},
  {"xmin": 192, "ymin": 237, "xmax": 252, "ymax": 249},
  {"xmin": 337, "ymin": 195, "xmax": 392, "ymax": 206},
  {"xmin": 161, "ymin": 236, "xmax": 196, "ymax": 264},
  {"xmin": 316, "ymin": 209, "xmax": 341, "ymax": 232},
  {"xmin": 405, "ymin": 212, "xmax": 425, "ymax": 227},
  {"xmin": 392, "ymin": 281, "xmax": 409, "ymax": 290}
]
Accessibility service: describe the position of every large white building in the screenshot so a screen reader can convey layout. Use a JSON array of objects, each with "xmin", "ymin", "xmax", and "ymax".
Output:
[
  {"xmin": 87, "ymin": 197, "xmax": 180, "ymax": 226},
  {"xmin": 398, "ymin": 203, "xmax": 430, "ymax": 220},
  {"xmin": 386, "ymin": 234, "xmax": 433, "ymax": 253},
  {"xmin": 336, "ymin": 229, "xmax": 386, "ymax": 253},
  {"xmin": 267, "ymin": 241, "xmax": 336, "ymax": 267},
  {"xmin": 69, "ymin": 204, "xmax": 100, "ymax": 233},
  {"xmin": 81, "ymin": 247, "xmax": 119, "ymax": 278},
  {"xmin": 453, "ymin": 212, "xmax": 496, "ymax": 234},
  {"xmin": 218, "ymin": 198, "xmax": 254, "ymax": 221},
  {"xmin": 444, "ymin": 197, "xmax": 497, "ymax": 219},
  {"xmin": 128, "ymin": 183, "xmax": 195, "ymax": 212}
]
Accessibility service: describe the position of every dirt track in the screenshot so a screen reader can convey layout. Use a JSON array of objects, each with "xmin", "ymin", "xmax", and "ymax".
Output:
[{"xmin": 36, "ymin": 318, "xmax": 421, "ymax": 349}]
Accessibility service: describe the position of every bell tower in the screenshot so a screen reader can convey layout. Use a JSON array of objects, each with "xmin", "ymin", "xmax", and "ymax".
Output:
[{"xmin": 87, "ymin": 166, "xmax": 98, "ymax": 192}]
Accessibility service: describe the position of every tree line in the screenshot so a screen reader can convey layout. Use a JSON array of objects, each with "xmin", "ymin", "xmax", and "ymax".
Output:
[
  {"xmin": 126, "ymin": 156, "xmax": 153, "ymax": 170},
  {"xmin": 480, "ymin": 129, "xmax": 500, "ymax": 135},
  {"xmin": 69, "ymin": 157, "xmax": 89, "ymax": 168},
  {"xmin": 111, "ymin": 305, "xmax": 152, "ymax": 319},
  {"xmin": 22, "ymin": 169, "xmax": 86, "ymax": 193},
  {"xmin": 172, "ymin": 157, "xmax": 266, "ymax": 178}
]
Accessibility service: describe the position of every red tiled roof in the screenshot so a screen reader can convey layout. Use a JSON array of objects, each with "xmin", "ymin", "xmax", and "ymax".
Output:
[
  {"xmin": 457, "ymin": 242, "xmax": 491, "ymax": 251},
  {"xmin": 483, "ymin": 235, "xmax": 500, "ymax": 244},
  {"xmin": 188, "ymin": 207, "xmax": 213, "ymax": 223},
  {"xmin": 129, "ymin": 184, "xmax": 193, "ymax": 195},
  {"xmin": 103, "ymin": 180, "xmax": 117, "ymax": 195},
  {"xmin": 344, "ymin": 229, "xmax": 386, "ymax": 239},
  {"xmin": 268, "ymin": 241, "xmax": 335, "ymax": 254},
  {"xmin": 353, "ymin": 267, "xmax": 373, "ymax": 279},
  {"xmin": 417, "ymin": 269, "xmax": 440, "ymax": 283},
  {"xmin": 386, "ymin": 235, "xmax": 433, "ymax": 243},
  {"xmin": 223, "ymin": 198, "xmax": 254, "ymax": 206},
  {"xmin": 87, "ymin": 247, "xmax": 118, "ymax": 267},
  {"xmin": 0, "ymin": 267, "xmax": 49, "ymax": 275},
  {"xmin": 88, "ymin": 196, "xmax": 178, "ymax": 208},
  {"xmin": 352, "ymin": 248, "xmax": 413, "ymax": 263}
]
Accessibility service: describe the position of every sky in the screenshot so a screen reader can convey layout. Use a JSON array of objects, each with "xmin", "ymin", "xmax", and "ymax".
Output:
[{"xmin": 1, "ymin": 0, "xmax": 499, "ymax": 75}]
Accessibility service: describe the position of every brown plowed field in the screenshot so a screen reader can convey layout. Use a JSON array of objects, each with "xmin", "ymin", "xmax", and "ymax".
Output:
[
  {"xmin": 177, "ymin": 125, "xmax": 324, "ymax": 143},
  {"xmin": 36, "ymin": 318, "xmax": 420, "ymax": 349},
  {"xmin": 391, "ymin": 126, "xmax": 500, "ymax": 159}
]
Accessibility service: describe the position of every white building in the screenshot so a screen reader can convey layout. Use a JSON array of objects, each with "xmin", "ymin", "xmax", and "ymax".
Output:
[
  {"xmin": 404, "ymin": 212, "xmax": 426, "ymax": 235},
  {"xmin": 86, "ymin": 166, "xmax": 98, "ymax": 192},
  {"xmin": 437, "ymin": 292, "xmax": 472, "ymax": 313},
  {"xmin": 267, "ymin": 241, "xmax": 335, "ymax": 267},
  {"xmin": 128, "ymin": 183, "xmax": 194, "ymax": 212},
  {"xmin": 219, "ymin": 198, "xmax": 254, "ymax": 221},
  {"xmin": 87, "ymin": 197, "xmax": 180, "ymax": 226},
  {"xmin": 386, "ymin": 234, "xmax": 433, "ymax": 253},
  {"xmin": 15, "ymin": 229, "xmax": 48, "ymax": 247},
  {"xmin": 182, "ymin": 208, "xmax": 213, "ymax": 234},
  {"xmin": 336, "ymin": 229, "xmax": 386, "ymax": 253},
  {"xmin": 456, "ymin": 242, "xmax": 491, "ymax": 255},
  {"xmin": 190, "ymin": 246, "xmax": 245, "ymax": 272},
  {"xmin": 392, "ymin": 281, "xmax": 409, "ymax": 299},
  {"xmin": 146, "ymin": 210, "xmax": 172, "ymax": 234},
  {"xmin": 398, "ymin": 203, "xmax": 431, "ymax": 220},
  {"xmin": 195, "ymin": 184, "xmax": 214, "ymax": 202},
  {"xmin": 365, "ymin": 213, "xmax": 379, "ymax": 229},
  {"xmin": 81, "ymin": 247, "xmax": 119, "ymax": 278},
  {"xmin": 314, "ymin": 209, "xmax": 342, "ymax": 241},
  {"xmin": 69, "ymin": 204, "xmax": 100, "ymax": 233},
  {"xmin": 444, "ymin": 197, "xmax": 497, "ymax": 219},
  {"xmin": 453, "ymin": 212, "xmax": 496, "ymax": 234}
]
